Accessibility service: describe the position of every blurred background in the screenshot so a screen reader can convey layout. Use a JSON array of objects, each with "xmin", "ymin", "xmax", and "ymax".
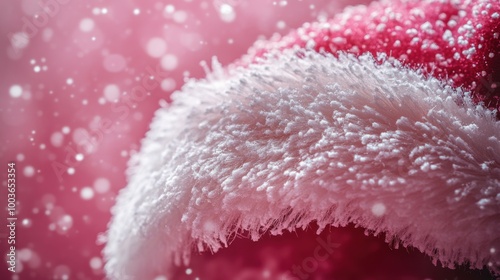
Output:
[{"xmin": 0, "ymin": 0, "xmax": 371, "ymax": 279}]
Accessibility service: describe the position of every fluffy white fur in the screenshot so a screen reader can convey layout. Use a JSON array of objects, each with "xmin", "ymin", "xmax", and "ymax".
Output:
[{"xmin": 104, "ymin": 50, "xmax": 500, "ymax": 279}]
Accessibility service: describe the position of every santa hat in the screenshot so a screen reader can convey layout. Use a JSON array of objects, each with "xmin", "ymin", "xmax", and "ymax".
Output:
[{"xmin": 104, "ymin": 0, "xmax": 500, "ymax": 279}]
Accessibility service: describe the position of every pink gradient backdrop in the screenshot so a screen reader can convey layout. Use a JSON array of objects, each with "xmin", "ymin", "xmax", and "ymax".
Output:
[{"xmin": 0, "ymin": 0, "xmax": 371, "ymax": 279}]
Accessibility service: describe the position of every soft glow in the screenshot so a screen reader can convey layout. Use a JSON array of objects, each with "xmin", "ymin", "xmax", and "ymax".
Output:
[
  {"xmin": 9, "ymin": 85, "xmax": 23, "ymax": 98},
  {"xmin": 160, "ymin": 54, "xmax": 178, "ymax": 70},
  {"xmin": 146, "ymin": 37, "xmax": 167, "ymax": 58},
  {"xmin": 79, "ymin": 18, "xmax": 95, "ymax": 32},
  {"xmin": 94, "ymin": 178, "xmax": 110, "ymax": 193},
  {"xmin": 23, "ymin": 166, "xmax": 35, "ymax": 177},
  {"xmin": 10, "ymin": 32, "xmax": 29, "ymax": 49},
  {"xmin": 103, "ymin": 84, "xmax": 120, "ymax": 102},
  {"xmin": 80, "ymin": 187, "xmax": 94, "ymax": 200},
  {"xmin": 219, "ymin": 4, "xmax": 236, "ymax": 22}
]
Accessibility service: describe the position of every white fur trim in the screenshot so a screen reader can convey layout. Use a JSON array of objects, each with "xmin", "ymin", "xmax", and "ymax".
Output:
[{"xmin": 104, "ymin": 50, "xmax": 500, "ymax": 279}]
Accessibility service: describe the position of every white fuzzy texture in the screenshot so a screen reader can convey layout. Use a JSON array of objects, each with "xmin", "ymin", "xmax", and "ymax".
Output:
[{"xmin": 104, "ymin": 50, "xmax": 500, "ymax": 279}]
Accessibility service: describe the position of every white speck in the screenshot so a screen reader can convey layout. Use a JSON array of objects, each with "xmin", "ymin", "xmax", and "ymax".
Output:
[
  {"xmin": 453, "ymin": 52, "xmax": 461, "ymax": 60},
  {"xmin": 376, "ymin": 23, "xmax": 386, "ymax": 32},
  {"xmin": 62, "ymin": 126, "xmax": 71, "ymax": 134},
  {"xmin": 146, "ymin": 37, "xmax": 167, "ymax": 58},
  {"xmin": 80, "ymin": 187, "xmax": 94, "ymax": 200},
  {"xmin": 133, "ymin": 8, "xmax": 140, "ymax": 15},
  {"xmin": 79, "ymin": 18, "xmax": 95, "ymax": 32},
  {"xmin": 101, "ymin": 8, "xmax": 108, "ymax": 14},
  {"xmin": 491, "ymin": 247, "xmax": 496, "ymax": 254},
  {"xmin": 448, "ymin": 19, "xmax": 457, "ymax": 28},
  {"xmin": 477, "ymin": 198, "xmax": 490, "ymax": 208},
  {"xmin": 185, "ymin": 268, "xmax": 192, "ymax": 275},
  {"xmin": 89, "ymin": 257, "xmax": 103, "ymax": 270},
  {"xmin": 420, "ymin": 21, "xmax": 434, "ymax": 34},
  {"xmin": 9, "ymin": 85, "xmax": 23, "ymax": 98},
  {"xmin": 22, "ymin": 219, "xmax": 32, "ymax": 227},
  {"xmin": 34, "ymin": 66, "xmax": 41, "ymax": 73},
  {"xmin": 160, "ymin": 54, "xmax": 179, "ymax": 71},
  {"xmin": 492, "ymin": 12, "xmax": 499, "ymax": 19},
  {"xmin": 277, "ymin": 21, "xmax": 286, "ymax": 30},
  {"xmin": 165, "ymin": 5, "xmax": 175, "ymax": 14},
  {"xmin": 58, "ymin": 214, "xmax": 73, "ymax": 231},
  {"xmin": 489, "ymin": 53, "xmax": 495, "ymax": 58},
  {"xmin": 67, "ymin": 167, "xmax": 75, "ymax": 175},
  {"xmin": 462, "ymin": 46, "xmax": 476, "ymax": 57},
  {"xmin": 420, "ymin": 162, "xmax": 430, "ymax": 172},
  {"xmin": 50, "ymin": 132, "xmax": 64, "ymax": 147},
  {"xmin": 332, "ymin": 37, "xmax": 347, "ymax": 45},
  {"xmin": 94, "ymin": 177, "xmax": 110, "ymax": 193},
  {"xmin": 153, "ymin": 276, "xmax": 167, "ymax": 280},
  {"xmin": 104, "ymin": 84, "xmax": 120, "ymax": 102},
  {"xmin": 410, "ymin": 7, "xmax": 424, "ymax": 18},
  {"xmin": 406, "ymin": 28, "xmax": 418, "ymax": 37},
  {"xmin": 219, "ymin": 4, "xmax": 236, "ymax": 22},
  {"xmin": 371, "ymin": 203, "xmax": 386, "ymax": 217},
  {"xmin": 75, "ymin": 154, "xmax": 84, "ymax": 161},
  {"xmin": 429, "ymin": 43, "xmax": 439, "ymax": 50},
  {"xmin": 16, "ymin": 154, "xmax": 25, "ymax": 161},
  {"xmin": 173, "ymin": 11, "xmax": 188, "ymax": 23},
  {"xmin": 443, "ymin": 30, "xmax": 453, "ymax": 42},
  {"xmin": 161, "ymin": 78, "xmax": 176, "ymax": 92},
  {"xmin": 305, "ymin": 39, "xmax": 316, "ymax": 49},
  {"xmin": 66, "ymin": 78, "xmax": 74, "ymax": 85},
  {"xmin": 23, "ymin": 166, "xmax": 35, "ymax": 177}
]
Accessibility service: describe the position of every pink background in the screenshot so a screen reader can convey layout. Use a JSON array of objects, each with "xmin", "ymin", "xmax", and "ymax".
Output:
[{"xmin": 0, "ymin": 0, "xmax": 370, "ymax": 279}]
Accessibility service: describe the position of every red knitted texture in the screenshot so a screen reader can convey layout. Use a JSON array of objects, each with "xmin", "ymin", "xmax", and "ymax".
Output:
[{"xmin": 239, "ymin": 0, "xmax": 500, "ymax": 113}]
